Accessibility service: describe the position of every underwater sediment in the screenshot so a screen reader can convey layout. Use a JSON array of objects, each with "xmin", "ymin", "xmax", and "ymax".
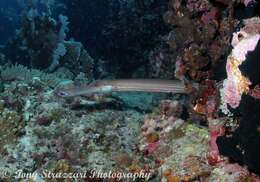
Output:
[{"xmin": 0, "ymin": 0, "xmax": 260, "ymax": 181}]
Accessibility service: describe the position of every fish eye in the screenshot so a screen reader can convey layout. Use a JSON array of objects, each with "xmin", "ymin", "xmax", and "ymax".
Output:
[
  {"xmin": 56, "ymin": 91, "xmax": 70, "ymax": 97},
  {"xmin": 235, "ymin": 26, "xmax": 240, "ymax": 32}
]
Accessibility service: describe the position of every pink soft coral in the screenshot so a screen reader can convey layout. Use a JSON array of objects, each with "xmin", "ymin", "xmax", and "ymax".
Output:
[
  {"xmin": 243, "ymin": 0, "xmax": 255, "ymax": 7},
  {"xmin": 187, "ymin": 0, "xmax": 211, "ymax": 12},
  {"xmin": 221, "ymin": 34, "xmax": 259, "ymax": 110},
  {"xmin": 222, "ymin": 79, "xmax": 242, "ymax": 108},
  {"xmin": 207, "ymin": 119, "xmax": 225, "ymax": 165}
]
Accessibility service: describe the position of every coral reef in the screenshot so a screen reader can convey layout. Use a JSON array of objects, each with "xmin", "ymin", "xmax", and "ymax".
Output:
[
  {"xmin": 0, "ymin": 0, "xmax": 260, "ymax": 181},
  {"xmin": 0, "ymin": 62, "xmax": 259, "ymax": 180},
  {"xmin": 137, "ymin": 99, "xmax": 259, "ymax": 181},
  {"xmin": 145, "ymin": 0, "xmax": 260, "ymax": 178},
  {"xmin": 150, "ymin": 0, "xmax": 238, "ymax": 81},
  {"xmin": 217, "ymin": 17, "xmax": 260, "ymax": 173},
  {"xmin": 0, "ymin": 62, "xmax": 253, "ymax": 181},
  {"xmin": 148, "ymin": 0, "xmax": 259, "ymax": 120},
  {"xmin": 0, "ymin": 64, "xmax": 146, "ymax": 181}
]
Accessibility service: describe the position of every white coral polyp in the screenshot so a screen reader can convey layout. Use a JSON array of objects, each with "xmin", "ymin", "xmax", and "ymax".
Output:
[
  {"xmin": 232, "ymin": 35, "xmax": 260, "ymax": 61},
  {"xmin": 222, "ymin": 79, "xmax": 241, "ymax": 109}
]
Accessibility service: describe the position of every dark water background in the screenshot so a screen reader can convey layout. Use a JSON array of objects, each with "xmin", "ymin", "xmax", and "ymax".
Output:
[
  {"xmin": 0, "ymin": 0, "xmax": 21, "ymax": 44},
  {"xmin": 0, "ymin": 0, "xmax": 168, "ymax": 77}
]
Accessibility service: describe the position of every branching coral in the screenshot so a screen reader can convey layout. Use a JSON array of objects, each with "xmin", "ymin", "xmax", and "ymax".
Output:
[{"xmin": 0, "ymin": 64, "xmax": 69, "ymax": 88}]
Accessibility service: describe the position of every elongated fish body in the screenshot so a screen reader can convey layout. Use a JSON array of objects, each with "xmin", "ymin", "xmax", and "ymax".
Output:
[{"xmin": 54, "ymin": 79, "xmax": 187, "ymax": 98}]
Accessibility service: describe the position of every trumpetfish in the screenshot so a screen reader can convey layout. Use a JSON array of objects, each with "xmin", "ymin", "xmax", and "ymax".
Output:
[{"xmin": 54, "ymin": 79, "xmax": 189, "ymax": 98}]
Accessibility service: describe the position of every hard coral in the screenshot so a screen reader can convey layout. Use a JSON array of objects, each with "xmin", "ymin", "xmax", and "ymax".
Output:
[
  {"xmin": 139, "ymin": 100, "xmax": 184, "ymax": 154},
  {"xmin": 0, "ymin": 110, "xmax": 24, "ymax": 155},
  {"xmin": 159, "ymin": 124, "xmax": 210, "ymax": 181}
]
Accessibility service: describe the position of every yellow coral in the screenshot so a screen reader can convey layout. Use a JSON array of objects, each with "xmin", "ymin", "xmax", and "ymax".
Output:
[{"xmin": 229, "ymin": 56, "xmax": 251, "ymax": 95}]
